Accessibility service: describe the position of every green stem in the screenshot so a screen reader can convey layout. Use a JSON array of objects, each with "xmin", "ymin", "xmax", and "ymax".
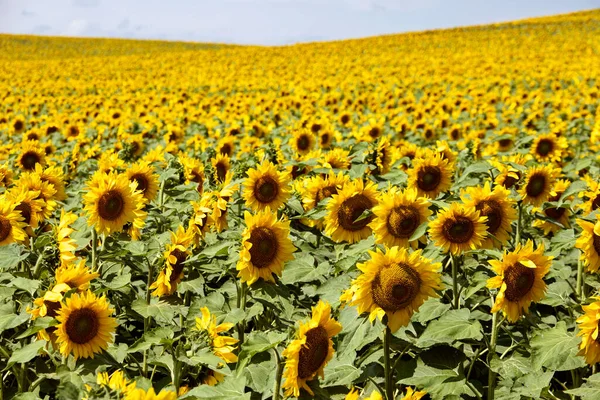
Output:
[
  {"xmin": 576, "ymin": 258, "xmax": 585, "ymax": 303},
  {"xmin": 159, "ymin": 179, "xmax": 166, "ymax": 212},
  {"xmin": 237, "ymin": 282, "xmax": 248, "ymax": 345},
  {"xmin": 383, "ymin": 326, "xmax": 394, "ymax": 400},
  {"xmin": 143, "ymin": 260, "xmax": 154, "ymax": 378},
  {"xmin": 515, "ymin": 201, "xmax": 523, "ymax": 246},
  {"xmin": 272, "ymin": 348, "xmax": 284, "ymax": 400},
  {"xmin": 91, "ymin": 229, "xmax": 98, "ymax": 273},
  {"xmin": 32, "ymin": 253, "xmax": 44, "ymax": 279},
  {"xmin": 452, "ymin": 255, "xmax": 460, "ymax": 309},
  {"xmin": 488, "ymin": 310, "xmax": 500, "ymax": 400}
]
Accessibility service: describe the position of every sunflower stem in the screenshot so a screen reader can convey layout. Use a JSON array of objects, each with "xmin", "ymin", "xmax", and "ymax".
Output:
[
  {"xmin": 272, "ymin": 347, "xmax": 284, "ymax": 400},
  {"xmin": 451, "ymin": 255, "xmax": 460, "ymax": 309},
  {"xmin": 143, "ymin": 259, "xmax": 154, "ymax": 378},
  {"xmin": 91, "ymin": 229, "xmax": 98, "ymax": 273},
  {"xmin": 32, "ymin": 252, "xmax": 44, "ymax": 279},
  {"xmin": 383, "ymin": 325, "xmax": 394, "ymax": 400},
  {"xmin": 237, "ymin": 282, "xmax": 247, "ymax": 345},
  {"xmin": 515, "ymin": 201, "xmax": 523, "ymax": 246},
  {"xmin": 576, "ymin": 258, "xmax": 585, "ymax": 303},
  {"xmin": 488, "ymin": 310, "xmax": 500, "ymax": 400}
]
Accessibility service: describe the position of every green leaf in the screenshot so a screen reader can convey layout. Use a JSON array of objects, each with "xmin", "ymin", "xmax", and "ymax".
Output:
[
  {"xmin": 530, "ymin": 321, "xmax": 585, "ymax": 371},
  {"xmin": 400, "ymin": 360, "xmax": 477, "ymax": 398},
  {"xmin": 0, "ymin": 245, "xmax": 29, "ymax": 270},
  {"xmin": 132, "ymin": 298, "xmax": 178, "ymax": 323},
  {"xmin": 6, "ymin": 340, "xmax": 46, "ymax": 369},
  {"xmin": 0, "ymin": 304, "xmax": 29, "ymax": 334},
  {"xmin": 566, "ymin": 373, "xmax": 600, "ymax": 398},
  {"xmin": 490, "ymin": 354, "xmax": 531, "ymax": 379},
  {"xmin": 10, "ymin": 277, "xmax": 40, "ymax": 295},
  {"xmin": 322, "ymin": 354, "xmax": 362, "ymax": 387},
  {"xmin": 125, "ymin": 241, "xmax": 147, "ymax": 256},
  {"xmin": 181, "ymin": 375, "xmax": 250, "ymax": 399},
  {"xmin": 416, "ymin": 309, "xmax": 483, "ymax": 348},
  {"xmin": 16, "ymin": 317, "xmax": 57, "ymax": 339},
  {"xmin": 236, "ymin": 331, "xmax": 286, "ymax": 374},
  {"xmin": 408, "ymin": 221, "xmax": 428, "ymax": 242},
  {"xmin": 102, "ymin": 273, "xmax": 131, "ymax": 290},
  {"xmin": 281, "ymin": 254, "xmax": 329, "ymax": 284},
  {"xmin": 557, "ymin": 180, "xmax": 587, "ymax": 207},
  {"xmin": 412, "ymin": 299, "xmax": 452, "ymax": 324}
]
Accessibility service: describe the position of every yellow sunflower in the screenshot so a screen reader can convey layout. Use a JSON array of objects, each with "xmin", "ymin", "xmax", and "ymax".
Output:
[
  {"xmin": 97, "ymin": 370, "xmax": 136, "ymax": 395},
  {"xmin": 150, "ymin": 226, "xmax": 192, "ymax": 297},
  {"xmin": 576, "ymin": 297, "xmax": 600, "ymax": 365},
  {"xmin": 237, "ymin": 210, "xmax": 295, "ymax": 285},
  {"xmin": 180, "ymin": 153, "xmax": 205, "ymax": 193},
  {"xmin": 300, "ymin": 172, "xmax": 349, "ymax": 228},
  {"xmin": 532, "ymin": 179, "xmax": 571, "ymax": 235},
  {"xmin": 188, "ymin": 193, "xmax": 215, "ymax": 246},
  {"xmin": 16, "ymin": 140, "xmax": 45, "ymax": 171},
  {"xmin": 342, "ymin": 246, "xmax": 441, "ymax": 332},
  {"xmin": 324, "ymin": 179, "xmax": 379, "ymax": 243},
  {"xmin": 195, "ymin": 307, "xmax": 239, "ymax": 363},
  {"xmin": 55, "ymin": 259, "xmax": 99, "ymax": 292},
  {"xmin": 35, "ymin": 163, "xmax": 67, "ymax": 201},
  {"xmin": 202, "ymin": 369, "xmax": 225, "ymax": 386},
  {"xmin": 530, "ymin": 133, "xmax": 568, "ymax": 163},
  {"xmin": 575, "ymin": 215, "xmax": 600, "ymax": 273},
  {"xmin": 83, "ymin": 172, "xmax": 147, "ymax": 236},
  {"xmin": 124, "ymin": 387, "xmax": 177, "ymax": 400},
  {"xmin": 16, "ymin": 171, "xmax": 59, "ymax": 219},
  {"xmin": 290, "ymin": 129, "xmax": 316, "ymax": 155},
  {"xmin": 126, "ymin": 161, "xmax": 160, "ymax": 202},
  {"xmin": 407, "ymin": 154, "xmax": 454, "ymax": 198},
  {"xmin": 319, "ymin": 148, "xmax": 351, "ymax": 170},
  {"xmin": 55, "ymin": 290, "xmax": 117, "ymax": 360},
  {"xmin": 579, "ymin": 177, "xmax": 600, "ymax": 215},
  {"xmin": 518, "ymin": 165, "xmax": 560, "ymax": 207},
  {"xmin": 0, "ymin": 164, "xmax": 13, "ymax": 188},
  {"xmin": 370, "ymin": 187, "xmax": 431, "ymax": 248},
  {"xmin": 487, "ymin": 240, "xmax": 552, "ymax": 322},
  {"xmin": 401, "ymin": 387, "xmax": 427, "ymax": 400},
  {"xmin": 460, "ymin": 183, "xmax": 517, "ymax": 248},
  {"xmin": 242, "ymin": 161, "xmax": 291, "ymax": 212},
  {"xmin": 282, "ymin": 301, "xmax": 342, "ymax": 397},
  {"xmin": 57, "ymin": 209, "xmax": 79, "ymax": 267},
  {"xmin": 211, "ymin": 153, "xmax": 231, "ymax": 184},
  {"xmin": 5, "ymin": 186, "xmax": 45, "ymax": 230},
  {"xmin": 429, "ymin": 203, "xmax": 488, "ymax": 255},
  {"xmin": 0, "ymin": 197, "xmax": 27, "ymax": 246}
]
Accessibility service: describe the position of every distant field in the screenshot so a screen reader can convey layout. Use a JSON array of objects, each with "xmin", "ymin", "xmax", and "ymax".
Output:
[{"xmin": 1, "ymin": 9, "xmax": 600, "ymax": 400}]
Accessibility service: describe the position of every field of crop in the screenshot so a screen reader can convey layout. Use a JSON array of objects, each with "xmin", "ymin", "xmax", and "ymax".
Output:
[{"xmin": 1, "ymin": 8, "xmax": 600, "ymax": 400}]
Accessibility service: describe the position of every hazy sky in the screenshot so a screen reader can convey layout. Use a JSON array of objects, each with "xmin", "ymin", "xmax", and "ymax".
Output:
[{"xmin": 1, "ymin": 0, "xmax": 599, "ymax": 45}]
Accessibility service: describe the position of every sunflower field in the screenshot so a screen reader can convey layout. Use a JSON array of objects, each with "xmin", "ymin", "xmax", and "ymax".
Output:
[{"xmin": 1, "ymin": 8, "xmax": 600, "ymax": 400}]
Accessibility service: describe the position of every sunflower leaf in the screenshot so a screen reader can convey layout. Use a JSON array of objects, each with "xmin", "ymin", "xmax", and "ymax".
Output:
[
  {"xmin": 6, "ymin": 340, "xmax": 46, "ymax": 370},
  {"xmin": 416, "ymin": 309, "xmax": 483, "ymax": 348},
  {"xmin": 530, "ymin": 321, "xmax": 585, "ymax": 371},
  {"xmin": 408, "ymin": 221, "xmax": 428, "ymax": 242}
]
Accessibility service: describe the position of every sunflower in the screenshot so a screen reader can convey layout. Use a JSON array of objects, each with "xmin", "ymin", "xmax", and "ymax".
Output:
[
  {"xmin": 370, "ymin": 187, "xmax": 431, "ymax": 249},
  {"xmin": 0, "ymin": 197, "xmax": 27, "ymax": 246},
  {"xmin": 17, "ymin": 140, "xmax": 45, "ymax": 171},
  {"xmin": 0, "ymin": 164, "xmax": 13, "ymax": 188},
  {"xmin": 429, "ymin": 203, "xmax": 488, "ymax": 255},
  {"xmin": 5, "ymin": 186, "xmax": 45, "ymax": 230},
  {"xmin": 487, "ymin": 240, "xmax": 552, "ymax": 322},
  {"xmin": 401, "ymin": 387, "xmax": 427, "ymax": 400},
  {"xmin": 83, "ymin": 172, "xmax": 147, "ymax": 236},
  {"xmin": 150, "ymin": 226, "xmax": 192, "ymax": 297},
  {"xmin": 217, "ymin": 136, "xmax": 236, "ymax": 157},
  {"xmin": 55, "ymin": 290, "xmax": 117, "ymax": 360},
  {"xmin": 243, "ymin": 161, "xmax": 291, "ymax": 212},
  {"xmin": 290, "ymin": 129, "xmax": 316, "ymax": 155},
  {"xmin": 211, "ymin": 153, "xmax": 231, "ymax": 184},
  {"xmin": 370, "ymin": 136, "xmax": 393, "ymax": 175},
  {"xmin": 300, "ymin": 172, "xmax": 349, "ymax": 228},
  {"xmin": 407, "ymin": 154, "xmax": 454, "ymax": 198},
  {"xmin": 324, "ymin": 179, "xmax": 379, "ymax": 243},
  {"xmin": 533, "ymin": 179, "xmax": 571, "ymax": 235},
  {"xmin": 320, "ymin": 148, "xmax": 351, "ymax": 170},
  {"xmin": 518, "ymin": 165, "xmax": 560, "ymax": 207},
  {"xmin": 460, "ymin": 183, "xmax": 517, "ymax": 248},
  {"xmin": 345, "ymin": 389, "xmax": 383, "ymax": 400},
  {"xmin": 97, "ymin": 370, "xmax": 136, "ymax": 395},
  {"xmin": 35, "ymin": 163, "xmax": 67, "ymax": 201},
  {"xmin": 126, "ymin": 161, "xmax": 160, "ymax": 202},
  {"xmin": 55, "ymin": 259, "xmax": 99, "ymax": 292},
  {"xmin": 16, "ymin": 171, "xmax": 59, "ymax": 219},
  {"xmin": 195, "ymin": 307, "xmax": 239, "ymax": 363},
  {"xmin": 180, "ymin": 153, "xmax": 205, "ymax": 193},
  {"xmin": 27, "ymin": 289, "xmax": 63, "ymax": 320},
  {"xmin": 578, "ymin": 177, "xmax": 600, "ymax": 215},
  {"xmin": 530, "ymin": 133, "xmax": 568, "ymax": 163},
  {"xmin": 576, "ymin": 297, "xmax": 600, "ymax": 365},
  {"xmin": 237, "ymin": 210, "xmax": 295, "ymax": 285},
  {"xmin": 342, "ymin": 247, "xmax": 441, "ymax": 332},
  {"xmin": 124, "ymin": 387, "xmax": 177, "ymax": 400},
  {"xmin": 57, "ymin": 209, "xmax": 79, "ymax": 267},
  {"xmin": 492, "ymin": 154, "xmax": 528, "ymax": 190},
  {"xmin": 282, "ymin": 301, "xmax": 342, "ymax": 397},
  {"xmin": 575, "ymin": 215, "xmax": 600, "ymax": 273}
]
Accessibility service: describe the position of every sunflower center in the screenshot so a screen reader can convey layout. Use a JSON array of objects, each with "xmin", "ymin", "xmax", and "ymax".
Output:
[
  {"xmin": 248, "ymin": 227, "xmax": 278, "ymax": 268},
  {"xmin": 504, "ymin": 262, "xmax": 535, "ymax": 302},
  {"xmin": 593, "ymin": 233, "xmax": 600, "ymax": 256},
  {"xmin": 525, "ymin": 174, "xmax": 546, "ymax": 197},
  {"xmin": 442, "ymin": 216, "xmax": 475, "ymax": 244},
  {"xmin": 338, "ymin": 194, "xmax": 373, "ymax": 231},
  {"xmin": 372, "ymin": 262, "xmax": 421, "ymax": 312},
  {"xmin": 544, "ymin": 206, "xmax": 566, "ymax": 220},
  {"xmin": 297, "ymin": 135, "xmax": 310, "ymax": 151},
  {"xmin": 502, "ymin": 173, "xmax": 520, "ymax": 189},
  {"xmin": 220, "ymin": 143, "xmax": 232, "ymax": 156},
  {"xmin": 97, "ymin": 190, "xmax": 125, "ymax": 221},
  {"xmin": 369, "ymin": 127, "xmax": 380, "ymax": 138},
  {"xmin": 0, "ymin": 216, "xmax": 12, "ymax": 242},
  {"xmin": 499, "ymin": 138, "xmax": 513, "ymax": 149},
  {"xmin": 592, "ymin": 195, "xmax": 600, "ymax": 211},
  {"xmin": 14, "ymin": 120, "xmax": 24, "ymax": 131},
  {"xmin": 417, "ymin": 166, "xmax": 441, "ymax": 192},
  {"xmin": 476, "ymin": 200, "xmax": 502, "ymax": 234},
  {"xmin": 130, "ymin": 174, "xmax": 148, "ymax": 194},
  {"xmin": 536, "ymin": 139, "xmax": 554, "ymax": 156},
  {"xmin": 15, "ymin": 202, "xmax": 33, "ymax": 225},
  {"xmin": 21, "ymin": 151, "xmax": 41, "ymax": 170},
  {"xmin": 44, "ymin": 300, "xmax": 61, "ymax": 318},
  {"xmin": 169, "ymin": 248, "xmax": 188, "ymax": 283},
  {"xmin": 298, "ymin": 326, "xmax": 329, "ymax": 379},
  {"xmin": 69, "ymin": 126, "xmax": 79, "ymax": 137},
  {"xmin": 386, "ymin": 206, "xmax": 419, "ymax": 239},
  {"xmin": 320, "ymin": 133, "xmax": 330, "ymax": 146},
  {"xmin": 316, "ymin": 185, "xmax": 338, "ymax": 204},
  {"xmin": 254, "ymin": 176, "xmax": 279, "ymax": 204},
  {"xmin": 65, "ymin": 307, "xmax": 100, "ymax": 344},
  {"xmin": 216, "ymin": 162, "xmax": 227, "ymax": 182}
]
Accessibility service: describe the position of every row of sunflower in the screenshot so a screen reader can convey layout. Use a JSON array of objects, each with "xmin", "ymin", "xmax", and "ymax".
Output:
[{"xmin": 1, "ymin": 8, "xmax": 600, "ymax": 400}]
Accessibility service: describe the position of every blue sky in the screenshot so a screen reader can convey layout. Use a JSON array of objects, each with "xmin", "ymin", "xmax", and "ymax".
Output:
[{"xmin": 1, "ymin": 0, "xmax": 599, "ymax": 45}]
